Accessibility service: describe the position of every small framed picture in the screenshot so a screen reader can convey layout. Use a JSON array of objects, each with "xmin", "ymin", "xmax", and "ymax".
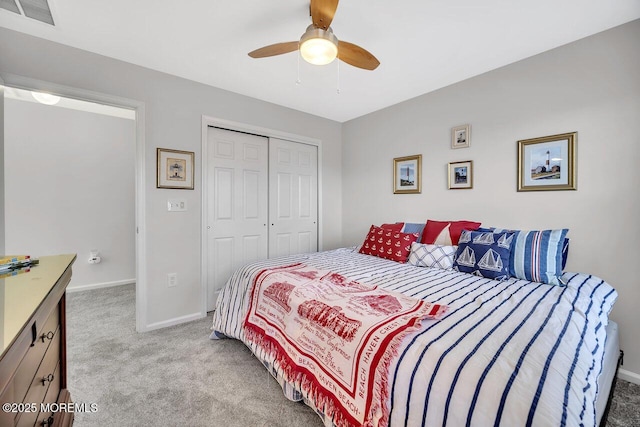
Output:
[
  {"xmin": 451, "ymin": 124, "xmax": 471, "ymax": 149},
  {"xmin": 393, "ymin": 155, "xmax": 422, "ymax": 194},
  {"xmin": 448, "ymin": 160, "xmax": 473, "ymax": 189},
  {"xmin": 517, "ymin": 132, "xmax": 577, "ymax": 191},
  {"xmin": 157, "ymin": 148, "xmax": 195, "ymax": 189}
]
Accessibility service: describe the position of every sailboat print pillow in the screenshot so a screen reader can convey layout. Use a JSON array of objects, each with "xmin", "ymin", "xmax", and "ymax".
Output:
[{"xmin": 453, "ymin": 230, "xmax": 513, "ymax": 280}]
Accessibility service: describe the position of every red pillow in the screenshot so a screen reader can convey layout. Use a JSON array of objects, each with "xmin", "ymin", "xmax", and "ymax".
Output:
[
  {"xmin": 359, "ymin": 225, "xmax": 419, "ymax": 263},
  {"xmin": 421, "ymin": 220, "xmax": 481, "ymax": 245},
  {"xmin": 381, "ymin": 222, "xmax": 404, "ymax": 232}
]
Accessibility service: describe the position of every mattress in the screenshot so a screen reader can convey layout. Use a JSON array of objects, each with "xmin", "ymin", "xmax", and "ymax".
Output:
[
  {"xmin": 596, "ymin": 320, "xmax": 619, "ymax": 425},
  {"xmin": 212, "ymin": 247, "xmax": 618, "ymax": 426}
]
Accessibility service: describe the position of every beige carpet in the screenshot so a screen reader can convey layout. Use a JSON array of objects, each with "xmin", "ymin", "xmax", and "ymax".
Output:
[
  {"xmin": 67, "ymin": 284, "xmax": 321, "ymax": 426},
  {"xmin": 66, "ymin": 284, "xmax": 639, "ymax": 426}
]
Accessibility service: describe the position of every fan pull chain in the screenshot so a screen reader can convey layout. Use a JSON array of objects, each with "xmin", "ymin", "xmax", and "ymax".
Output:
[
  {"xmin": 296, "ymin": 47, "xmax": 302, "ymax": 85},
  {"xmin": 336, "ymin": 59, "xmax": 340, "ymax": 94}
]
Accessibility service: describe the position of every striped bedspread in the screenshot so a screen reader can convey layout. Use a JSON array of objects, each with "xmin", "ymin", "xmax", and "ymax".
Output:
[{"xmin": 211, "ymin": 248, "xmax": 617, "ymax": 427}]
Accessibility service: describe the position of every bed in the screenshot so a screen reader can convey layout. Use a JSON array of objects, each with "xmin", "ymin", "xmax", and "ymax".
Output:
[{"xmin": 211, "ymin": 243, "xmax": 619, "ymax": 427}]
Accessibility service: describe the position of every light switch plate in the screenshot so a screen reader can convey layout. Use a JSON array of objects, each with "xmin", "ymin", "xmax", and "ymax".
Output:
[
  {"xmin": 167, "ymin": 273, "xmax": 177, "ymax": 287},
  {"xmin": 168, "ymin": 199, "xmax": 187, "ymax": 211}
]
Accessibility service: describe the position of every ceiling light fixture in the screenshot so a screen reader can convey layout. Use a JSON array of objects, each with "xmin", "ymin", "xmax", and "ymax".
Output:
[
  {"xmin": 31, "ymin": 91, "xmax": 61, "ymax": 105},
  {"xmin": 299, "ymin": 25, "xmax": 338, "ymax": 66}
]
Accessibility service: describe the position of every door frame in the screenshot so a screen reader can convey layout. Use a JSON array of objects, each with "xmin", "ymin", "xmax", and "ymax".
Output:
[
  {"xmin": 200, "ymin": 115, "xmax": 322, "ymax": 315},
  {"xmin": 0, "ymin": 75, "xmax": 5, "ymax": 255},
  {"xmin": 0, "ymin": 73, "xmax": 148, "ymax": 332}
]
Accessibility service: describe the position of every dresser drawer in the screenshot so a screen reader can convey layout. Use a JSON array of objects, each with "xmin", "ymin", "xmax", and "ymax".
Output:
[
  {"xmin": 35, "ymin": 361, "xmax": 61, "ymax": 427},
  {"xmin": 12, "ymin": 307, "xmax": 60, "ymax": 406},
  {"xmin": 0, "ymin": 385, "xmax": 18, "ymax": 426},
  {"xmin": 15, "ymin": 331, "xmax": 61, "ymax": 427}
]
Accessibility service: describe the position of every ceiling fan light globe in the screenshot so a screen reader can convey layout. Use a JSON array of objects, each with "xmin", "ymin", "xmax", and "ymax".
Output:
[
  {"xmin": 31, "ymin": 91, "xmax": 61, "ymax": 105},
  {"xmin": 300, "ymin": 38, "xmax": 338, "ymax": 65},
  {"xmin": 299, "ymin": 26, "xmax": 338, "ymax": 66}
]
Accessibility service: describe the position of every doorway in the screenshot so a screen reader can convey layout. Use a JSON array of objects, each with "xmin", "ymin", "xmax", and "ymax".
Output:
[{"xmin": 1, "ymin": 77, "xmax": 146, "ymax": 331}]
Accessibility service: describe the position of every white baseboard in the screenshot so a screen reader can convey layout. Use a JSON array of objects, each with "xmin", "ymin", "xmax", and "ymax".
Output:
[
  {"xmin": 142, "ymin": 312, "xmax": 205, "ymax": 332},
  {"xmin": 619, "ymin": 368, "xmax": 640, "ymax": 385},
  {"xmin": 67, "ymin": 279, "xmax": 135, "ymax": 293}
]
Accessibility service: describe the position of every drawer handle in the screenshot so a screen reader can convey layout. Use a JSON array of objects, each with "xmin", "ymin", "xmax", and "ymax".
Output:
[
  {"xmin": 42, "ymin": 373, "xmax": 55, "ymax": 386},
  {"xmin": 40, "ymin": 331, "xmax": 55, "ymax": 342},
  {"xmin": 42, "ymin": 415, "xmax": 54, "ymax": 426},
  {"xmin": 31, "ymin": 323, "xmax": 38, "ymax": 347}
]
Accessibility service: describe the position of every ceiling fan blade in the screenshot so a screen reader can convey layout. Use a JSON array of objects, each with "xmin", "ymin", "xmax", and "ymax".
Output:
[
  {"xmin": 338, "ymin": 41, "xmax": 380, "ymax": 70},
  {"xmin": 310, "ymin": 0, "xmax": 339, "ymax": 30},
  {"xmin": 248, "ymin": 42, "xmax": 299, "ymax": 58}
]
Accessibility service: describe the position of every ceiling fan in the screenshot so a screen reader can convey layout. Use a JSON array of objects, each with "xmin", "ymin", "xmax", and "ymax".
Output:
[{"xmin": 248, "ymin": 0, "xmax": 380, "ymax": 71}]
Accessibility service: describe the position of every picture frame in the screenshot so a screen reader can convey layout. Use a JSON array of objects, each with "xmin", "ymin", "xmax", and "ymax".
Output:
[
  {"xmin": 157, "ymin": 148, "xmax": 195, "ymax": 190},
  {"xmin": 517, "ymin": 132, "xmax": 576, "ymax": 191},
  {"xmin": 451, "ymin": 124, "xmax": 471, "ymax": 149},
  {"xmin": 393, "ymin": 155, "xmax": 422, "ymax": 194},
  {"xmin": 448, "ymin": 160, "xmax": 473, "ymax": 189}
]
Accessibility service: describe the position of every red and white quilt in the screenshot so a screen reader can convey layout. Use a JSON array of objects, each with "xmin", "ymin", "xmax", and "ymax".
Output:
[{"xmin": 243, "ymin": 263, "xmax": 448, "ymax": 427}]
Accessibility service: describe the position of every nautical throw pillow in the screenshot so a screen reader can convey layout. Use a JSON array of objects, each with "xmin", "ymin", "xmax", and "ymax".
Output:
[
  {"xmin": 453, "ymin": 230, "xmax": 513, "ymax": 280},
  {"xmin": 509, "ymin": 229, "xmax": 569, "ymax": 285},
  {"xmin": 408, "ymin": 243, "xmax": 457, "ymax": 270},
  {"xmin": 561, "ymin": 238, "xmax": 570, "ymax": 270},
  {"xmin": 359, "ymin": 225, "xmax": 419, "ymax": 263},
  {"xmin": 380, "ymin": 222, "xmax": 404, "ymax": 232},
  {"xmin": 479, "ymin": 227, "xmax": 571, "ymax": 272},
  {"xmin": 401, "ymin": 223, "xmax": 427, "ymax": 242},
  {"xmin": 421, "ymin": 219, "xmax": 482, "ymax": 245}
]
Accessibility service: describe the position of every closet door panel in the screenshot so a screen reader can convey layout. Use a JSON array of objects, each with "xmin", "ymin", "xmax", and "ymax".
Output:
[
  {"xmin": 268, "ymin": 138, "xmax": 318, "ymax": 258},
  {"xmin": 206, "ymin": 128, "xmax": 268, "ymax": 311}
]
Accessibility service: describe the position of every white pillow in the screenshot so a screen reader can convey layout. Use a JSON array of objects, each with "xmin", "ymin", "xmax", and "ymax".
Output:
[{"xmin": 408, "ymin": 242, "xmax": 457, "ymax": 270}]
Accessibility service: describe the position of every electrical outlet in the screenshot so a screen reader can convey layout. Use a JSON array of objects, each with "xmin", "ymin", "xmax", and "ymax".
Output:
[
  {"xmin": 167, "ymin": 273, "xmax": 177, "ymax": 287},
  {"xmin": 88, "ymin": 250, "xmax": 101, "ymax": 264}
]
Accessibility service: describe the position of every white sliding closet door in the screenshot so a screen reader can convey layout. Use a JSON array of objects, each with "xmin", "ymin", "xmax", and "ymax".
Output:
[
  {"xmin": 206, "ymin": 127, "xmax": 268, "ymax": 311},
  {"xmin": 269, "ymin": 138, "xmax": 318, "ymax": 258}
]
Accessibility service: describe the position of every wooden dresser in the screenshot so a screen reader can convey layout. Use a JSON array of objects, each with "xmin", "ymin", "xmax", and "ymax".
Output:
[{"xmin": 0, "ymin": 255, "xmax": 76, "ymax": 427}]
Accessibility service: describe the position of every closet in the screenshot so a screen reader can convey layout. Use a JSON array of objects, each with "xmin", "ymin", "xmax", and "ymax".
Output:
[{"xmin": 205, "ymin": 126, "xmax": 318, "ymax": 311}]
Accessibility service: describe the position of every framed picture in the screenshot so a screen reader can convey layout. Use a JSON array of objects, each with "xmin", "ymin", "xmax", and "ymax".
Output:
[
  {"xmin": 448, "ymin": 160, "xmax": 473, "ymax": 189},
  {"xmin": 451, "ymin": 124, "xmax": 471, "ymax": 149},
  {"xmin": 517, "ymin": 132, "xmax": 576, "ymax": 191},
  {"xmin": 393, "ymin": 155, "xmax": 422, "ymax": 194},
  {"xmin": 157, "ymin": 148, "xmax": 195, "ymax": 190}
]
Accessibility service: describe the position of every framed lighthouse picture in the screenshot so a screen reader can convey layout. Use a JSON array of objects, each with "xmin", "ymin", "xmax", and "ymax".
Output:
[
  {"xmin": 448, "ymin": 160, "xmax": 473, "ymax": 189},
  {"xmin": 518, "ymin": 132, "xmax": 577, "ymax": 191},
  {"xmin": 393, "ymin": 155, "xmax": 422, "ymax": 194},
  {"xmin": 157, "ymin": 148, "xmax": 195, "ymax": 189}
]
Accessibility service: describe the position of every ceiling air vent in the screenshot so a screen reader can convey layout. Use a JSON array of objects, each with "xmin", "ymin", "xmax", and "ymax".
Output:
[
  {"xmin": 0, "ymin": 0, "xmax": 21, "ymax": 14},
  {"xmin": 0, "ymin": 0, "xmax": 54, "ymax": 25}
]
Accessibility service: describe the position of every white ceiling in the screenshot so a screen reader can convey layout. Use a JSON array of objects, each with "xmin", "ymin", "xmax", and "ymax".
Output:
[{"xmin": 1, "ymin": 0, "xmax": 639, "ymax": 122}]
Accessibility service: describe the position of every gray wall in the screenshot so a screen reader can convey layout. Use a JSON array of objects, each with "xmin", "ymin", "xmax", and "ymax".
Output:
[
  {"xmin": 4, "ymin": 98, "xmax": 136, "ymax": 290},
  {"xmin": 0, "ymin": 28, "xmax": 343, "ymax": 328},
  {"xmin": 0, "ymin": 77, "xmax": 4, "ymax": 255},
  {"xmin": 342, "ymin": 20, "xmax": 640, "ymax": 376}
]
